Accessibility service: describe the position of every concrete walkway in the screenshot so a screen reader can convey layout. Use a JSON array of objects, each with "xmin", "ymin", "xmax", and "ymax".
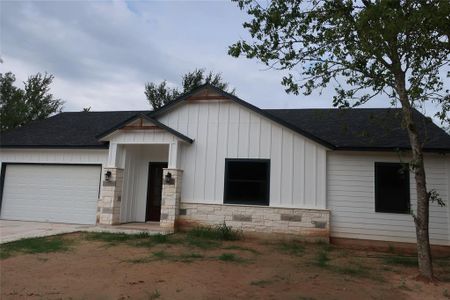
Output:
[{"xmin": 0, "ymin": 220, "xmax": 170, "ymax": 244}]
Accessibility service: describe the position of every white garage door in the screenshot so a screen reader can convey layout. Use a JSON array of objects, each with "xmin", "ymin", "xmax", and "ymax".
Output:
[{"xmin": 0, "ymin": 164, "xmax": 101, "ymax": 224}]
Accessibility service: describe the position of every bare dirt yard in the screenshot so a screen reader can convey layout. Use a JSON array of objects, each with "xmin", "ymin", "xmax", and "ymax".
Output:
[{"xmin": 1, "ymin": 227, "xmax": 449, "ymax": 300}]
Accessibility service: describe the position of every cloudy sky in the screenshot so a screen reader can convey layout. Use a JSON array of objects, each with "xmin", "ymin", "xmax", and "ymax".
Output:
[{"xmin": 0, "ymin": 0, "xmax": 447, "ymax": 124}]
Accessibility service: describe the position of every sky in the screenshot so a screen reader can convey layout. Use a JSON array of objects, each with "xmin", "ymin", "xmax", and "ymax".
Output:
[{"xmin": 0, "ymin": 0, "xmax": 447, "ymax": 125}]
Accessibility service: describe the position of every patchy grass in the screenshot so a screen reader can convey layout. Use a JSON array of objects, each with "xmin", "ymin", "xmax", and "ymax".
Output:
[
  {"xmin": 127, "ymin": 250, "xmax": 204, "ymax": 264},
  {"xmin": 134, "ymin": 234, "xmax": 175, "ymax": 248},
  {"xmin": 2, "ymin": 231, "xmax": 449, "ymax": 299},
  {"xmin": 315, "ymin": 240, "xmax": 334, "ymax": 251},
  {"xmin": 148, "ymin": 289, "xmax": 160, "ymax": 300},
  {"xmin": 84, "ymin": 232, "xmax": 150, "ymax": 243},
  {"xmin": 127, "ymin": 256, "xmax": 154, "ymax": 264},
  {"xmin": 250, "ymin": 279, "xmax": 274, "ymax": 287},
  {"xmin": 153, "ymin": 251, "xmax": 169, "ymax": 260},
  {"xmin": 185, "ymin": 236, "xmax": 221, "ymax": 249},
  {"xmin": 222, "ymin": 245, "xmax": 260, "ymax": 255},
  {"xmin": 0, "ymin": 236, "xmax": 72, "ymax": 259},
  {"xmin": 436, "ymin": 257, "xmax": 450, "ymax": 268},
  {"xmin": 177, "ymin": 252, "xmax": 204, "ymax": 262},
  {"xmin": 83, "ymin": 232, "xmax": 175, "ymax": 248},
  {"xmin": 183, "ymin": 224, "xmax": 242, "ymax": 249},
  {"xmin": 126, "ymin": 251, "xmax": 168, "ymax": 264},
  {"xmin": 314, "ymin": 250, "xmax": 330, "ymax": 268},
  {"xmin": 397, "ymin": 279, "xmax": 413, "ymax": 291},
  {"xmin": 128, "ymin": 250, "xmax": 249, "ymax": 264},
  {"xmin": 333, "ymin": 264, "xmax": 370, "ymax": 277},
  {"xmin": 308, "ymin": 243, "xmax": 384, "ymax": 282},
  {"xmin": 187, "ymin": 223, "xmax": 242, "ymax": 241},
  {"xmin": 218, "ymin": 253, "xmax": 245, "ymax": 263},
  {"xmin": 276, "ymin": 240, "xmax": 305, "ymax": 256},
  {"xmin": 383, "ymin": 255, "xmax": 418, "ymax": 267},
  {"xmin": 150, "ymin": 233, "xmax": 170, "ymax": 243},
  {"xmin": 83, "ymin": 226, "xmax": 241, "ymax": 250}
]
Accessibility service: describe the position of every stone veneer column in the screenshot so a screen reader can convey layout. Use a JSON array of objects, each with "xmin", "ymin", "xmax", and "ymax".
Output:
[
  {"xmin": 97, "ymin": 167, "xmax": 123, "ymax": 225},
  {"xmin": 160, "ymin": 168, "xmax": 183, "ymax": 229}
]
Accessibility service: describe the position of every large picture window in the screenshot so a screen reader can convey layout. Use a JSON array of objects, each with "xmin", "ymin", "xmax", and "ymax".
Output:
[
  {"xmin": 224, "ymin": 159, "xmax": 270, "ymax": 206},
  {"xmin": 375, "ymin": 162, "xmax": 410, "ymax": 214}
]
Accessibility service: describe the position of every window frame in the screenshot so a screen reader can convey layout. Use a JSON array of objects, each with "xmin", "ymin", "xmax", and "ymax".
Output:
[
  {"xmin": 223, "ymin": 158, "xmax": 271, "ymax": 206},
  {"xmin": 374, "ymin": 162, "xmax": 411, "ymax": 214}
]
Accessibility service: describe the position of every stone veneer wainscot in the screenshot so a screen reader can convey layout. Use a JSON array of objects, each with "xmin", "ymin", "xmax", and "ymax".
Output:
[{"xmin": 177, "ymin": 203, "xmax": 330, "ymax": 238}]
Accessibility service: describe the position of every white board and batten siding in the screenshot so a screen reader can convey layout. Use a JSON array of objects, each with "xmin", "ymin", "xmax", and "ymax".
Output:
[
  {"xmin": 0, "ymin": 148, "xmax": 108, "ymax": 166},
  {"xmin": 327, "ymin": 152, "xmax": 450, "ymax": 246},
  {"xmin": 0, "ymin": 148, "xmax": 108, "ymax": 193},
  {"xmin": 157, "ymin": 100, "xmax": 328, "ymax": 209}
]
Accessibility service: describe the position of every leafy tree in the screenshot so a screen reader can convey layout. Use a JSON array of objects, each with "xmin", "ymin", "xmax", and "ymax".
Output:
[
  {"xmin": 145, "ymin": 81, "xmax": 181, "ymax": 110},
  {"xmin": 0, "ymin": 72, "xmax": 63, "ymax": 131},
  {"xmin": 145, "ymin": 68, "xmax": 235, "ymax": 109},
  {"xmin": 181, "ymin": 68, "xmax": 234, "ymax": 93},
  {"xmin": 229, "ymin": 0, "xmax": 449, "ymax": 280}
]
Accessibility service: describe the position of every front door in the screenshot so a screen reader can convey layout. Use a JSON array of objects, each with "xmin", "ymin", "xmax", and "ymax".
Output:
[{"xmin": 146, "ymin": 162, "xmax": 167, "ymax": 222}]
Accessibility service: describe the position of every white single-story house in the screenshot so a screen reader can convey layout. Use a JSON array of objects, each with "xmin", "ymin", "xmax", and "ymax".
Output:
[{"xmin": 1, "ymin": 84, "xmax": 449, "ymax": 246}]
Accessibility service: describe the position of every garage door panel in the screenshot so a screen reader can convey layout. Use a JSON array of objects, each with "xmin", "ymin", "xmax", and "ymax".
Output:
[{"xmin": 0, "ymin": 164, "xmax": 101, "ymax": 224}]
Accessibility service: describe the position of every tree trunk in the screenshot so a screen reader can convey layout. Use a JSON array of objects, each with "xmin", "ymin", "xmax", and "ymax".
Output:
[{"xmin": 395, "ymin": 72, "xmax": 434, "ymax": 280}]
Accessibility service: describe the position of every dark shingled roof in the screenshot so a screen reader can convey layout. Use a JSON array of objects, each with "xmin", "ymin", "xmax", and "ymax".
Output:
[
  {"xmin": 265, "ymin": 108, "xmax": 450, "ymax": 152},
  {"xmin": 0, "ymin": 111, "xmax": 149, "ymax": 148},
  {"xmin": 1, "ymin": 107, "xmax": 449, "ymax": 152}
]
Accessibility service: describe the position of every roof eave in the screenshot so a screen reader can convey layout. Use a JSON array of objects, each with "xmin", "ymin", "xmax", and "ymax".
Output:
[
  {"xmin": 0, "ymin": 144, "xmax": 109, "ymax": 149},
  {"xmin": 334, "ymin": 146, "xmax": 450, "ymax": 154}
]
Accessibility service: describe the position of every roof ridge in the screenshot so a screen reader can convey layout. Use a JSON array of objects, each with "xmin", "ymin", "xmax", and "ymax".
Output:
[
  {"xmin": 60, "ymin": 110, "xmax": 151, "ymax": 114},
  {"xmin": 263, "ymin": 107, "xmax": 403, "ymax": 110}
]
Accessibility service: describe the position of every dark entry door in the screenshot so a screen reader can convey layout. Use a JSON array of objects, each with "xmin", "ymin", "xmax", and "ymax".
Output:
[{"xmin": 146, "ymin": 162, "xmax": 168, "ymax": 222}]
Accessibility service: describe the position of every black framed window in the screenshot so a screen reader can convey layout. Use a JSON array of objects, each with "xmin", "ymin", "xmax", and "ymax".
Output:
[
  {"xmin": 375, "ymin": 162, "xmax": 410, "ymax": 214},
  {"xmin": 224, "ymin": 159, "xmax": 270, "ymax": 206}
]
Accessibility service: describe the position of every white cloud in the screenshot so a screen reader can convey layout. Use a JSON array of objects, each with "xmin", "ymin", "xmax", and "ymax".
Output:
[{"xmin": 1, "ymin": 0, "xmax": 448, "ymax": 126}]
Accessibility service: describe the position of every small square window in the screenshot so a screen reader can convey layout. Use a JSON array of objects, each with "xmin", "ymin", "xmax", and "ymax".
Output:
[
  {"xmin": 224, "ymin": 159, "xmax": 270, "ymax": 206},
  {"xmin": 375, "ymin": 162, "xmax": 410, "ymax": 214}
]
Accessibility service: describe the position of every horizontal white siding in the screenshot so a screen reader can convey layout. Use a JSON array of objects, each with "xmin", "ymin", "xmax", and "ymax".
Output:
[
  {"xmin": 0, "ymin": 148, "xmax": 108, "ymax": 199},
  {"xmin": 1, "ymin": 164, "xmax": 100, "ymax": 224},
  {"xmin": 0, "ymin": 148, "xmax": 108, "ymax": 165},
  {"xmin": 327, "ymin": 152, "xmax": 450, "ymax": 245},
  {"xmin": 158, "ymin": 100, "xmax": 328, "ymax": 209},
  {"xmin": 108, "ymin": 130, "xmax": 177, "ymax": 144}
]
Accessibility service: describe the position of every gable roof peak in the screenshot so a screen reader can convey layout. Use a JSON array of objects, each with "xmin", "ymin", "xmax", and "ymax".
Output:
[
  {"xmin": 96, "ymin": 113, "xmax": 193, "ymax": 143},
  {"xmin": 150, "ymin": 84, "xmax": 336, "ymax": 149}
]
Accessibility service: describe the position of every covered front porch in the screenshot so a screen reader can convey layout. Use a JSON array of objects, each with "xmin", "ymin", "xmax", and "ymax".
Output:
[{"xmin": 95, "ymin": 114, "xmax": 193, "ymax": 230}]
